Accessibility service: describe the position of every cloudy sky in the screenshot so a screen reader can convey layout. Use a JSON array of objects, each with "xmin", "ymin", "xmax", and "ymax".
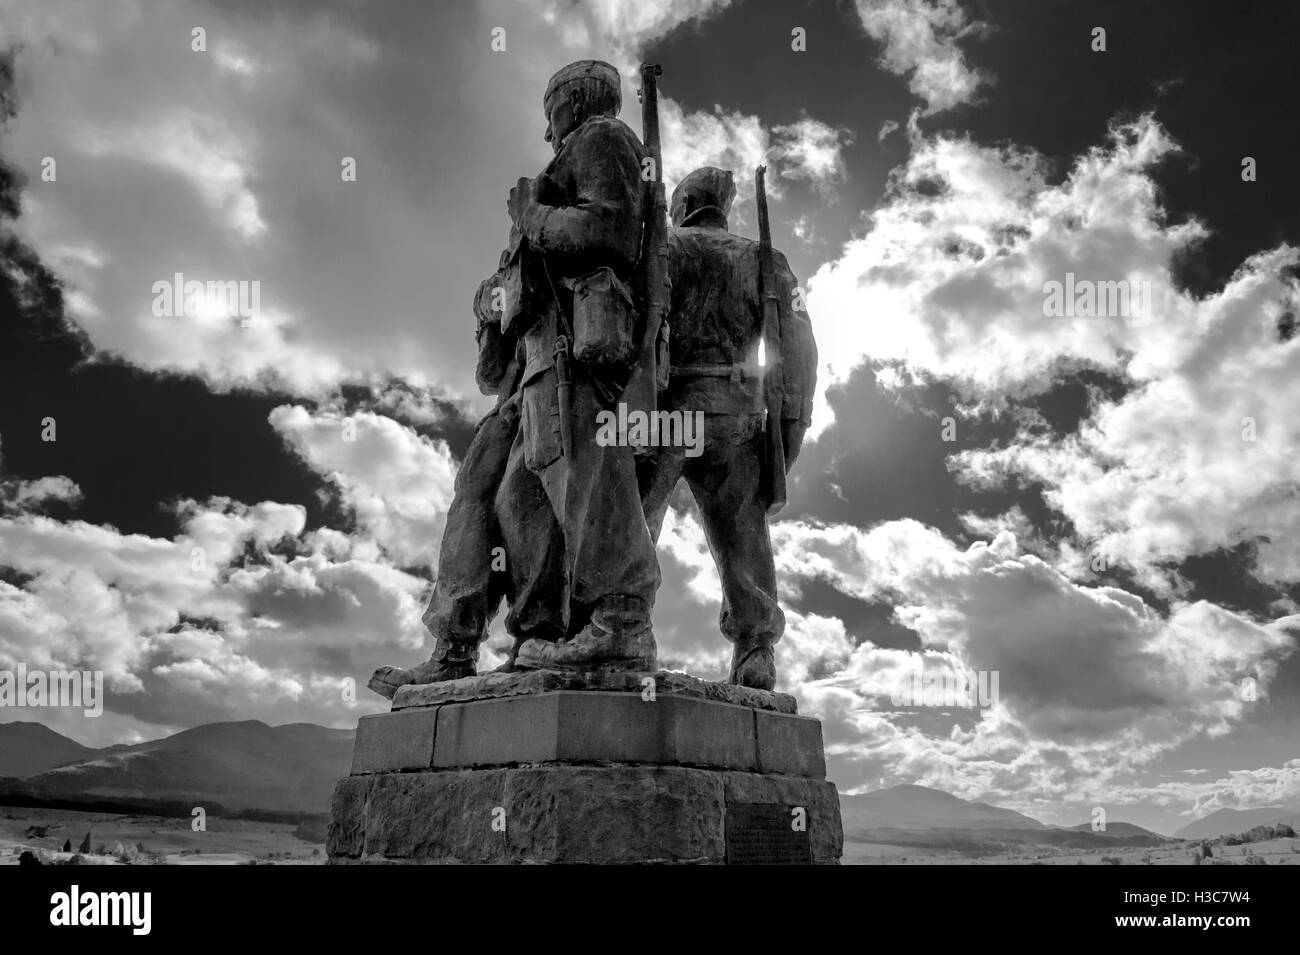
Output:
[{"xmin": 1, "ymin": 0, "xmax": 1297, "ymax": 834}]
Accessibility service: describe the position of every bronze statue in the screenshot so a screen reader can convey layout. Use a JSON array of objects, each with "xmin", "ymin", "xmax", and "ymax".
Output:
[
  {"xmin": 369, "ymin": 70, "xmax": 818, "ymax": 699},
  {"xmin": 639, "ymin": 166, "xmax": 817, "ymax": 690}
]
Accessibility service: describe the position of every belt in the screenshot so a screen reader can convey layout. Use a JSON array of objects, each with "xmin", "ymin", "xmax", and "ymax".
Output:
[{"xmin": 669, "ymin": 363, "xmax": 760, "ymax": 385}]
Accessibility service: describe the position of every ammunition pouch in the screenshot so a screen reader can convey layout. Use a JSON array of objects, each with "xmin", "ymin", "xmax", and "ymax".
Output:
[
  {"xmin": 569, "ymin": 267, "xmax": 637, "ymax": 365},
  {"xmin": 500, "ymin": 239, "xmax": 546, "ymax": 337}
]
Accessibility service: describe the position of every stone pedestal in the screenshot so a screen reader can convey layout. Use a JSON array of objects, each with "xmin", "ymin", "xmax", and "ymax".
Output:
[{"xmin": 327, "ymin": 670, "xmax": 842, "ymax": 864}]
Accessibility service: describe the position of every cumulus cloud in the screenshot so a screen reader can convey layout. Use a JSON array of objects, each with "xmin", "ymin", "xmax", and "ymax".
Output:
[
  {"xmin": 771, "ymin": 115, "xmax": 852, "ymax": 195},
  {"xmin": 807, "ymin": 115, "xmax": 1201, "ymax": 419},
  {"xmin": 534, "ymin": 0, "xmax": 734, "ymax": 59},
  {"xmin": 955, "ymin": 246, "xmax": 1300, "ymax": 590},
  {"xmin": 649, "ymin": 496, "xmax": 1296, "ymax": 805},
  {"xmin": 269, "ymin": 405, "xmax": 457, "ymax": 568},
  {"xmin": 0, "ymin": 1, "xmax": 497, "ymax": 399},
  {"xmin": 0, "ymin": 478, "xmax": 428, "ymax": 744},
  {"xmin": 804, "ymin": 112, "xmax": 1300, "ymax": 595},
  {"xmin": 0, "ymin": 473, "xmax": 82, "ymax": 512},
  {"xmin": 765, "ymin": 518, "xmax": 1297, "ymax": 795},
  {"xmin": 659, "ymin": 98, "xmax": 771, "ymax": 203},
  {"xmin": 1068, "ymin": 758, "xmax": 1300, "ymax": 830},
  {"xmin": 855, "ymin": 0, "xmax": 990, "ymax": 114},
  {"xmin": 658, "ymin": 104, "xmax": 850, "ymax": 220},
  {"xmin": 0, "ymin": 0, "xmax": 377, "ymax": 392}
]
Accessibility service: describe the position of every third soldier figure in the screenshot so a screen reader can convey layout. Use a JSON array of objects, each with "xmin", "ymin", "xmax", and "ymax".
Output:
[{"xmin": 640, "ymin": 166, "xmax": 817, "ymax": 689}]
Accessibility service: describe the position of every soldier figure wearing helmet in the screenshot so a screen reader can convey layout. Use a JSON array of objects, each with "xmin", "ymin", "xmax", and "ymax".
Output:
[{"xmin": 639, "ymin": 166, "xmax": 817, "ymax": 690}]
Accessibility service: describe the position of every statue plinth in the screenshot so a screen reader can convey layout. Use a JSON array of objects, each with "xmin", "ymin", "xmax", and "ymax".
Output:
[{"xmin": 327, "ymin": 669, "xmax": 843, "ymax": 864}]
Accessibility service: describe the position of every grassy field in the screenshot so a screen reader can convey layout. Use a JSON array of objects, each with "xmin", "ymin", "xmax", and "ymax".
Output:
[
  {"xmin": 0, "ymin": 805, "xmax": 325, "ymax": 865},
  {"xmin": 8, "ymin": 804, "xmax": 1295, "ymax": 865},
  {"xmin": 844, "ymin": 836, "xmax": 1300, "ymax": 865}
]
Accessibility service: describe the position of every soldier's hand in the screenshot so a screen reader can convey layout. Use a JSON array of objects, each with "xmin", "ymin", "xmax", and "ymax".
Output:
[
  {"xmin": 507, "ymin": 177, "xmax": 539, "ymax": 227},
  {"xmin": 782, "ymin": 419, "xmax": 807, "ymax": 473}
]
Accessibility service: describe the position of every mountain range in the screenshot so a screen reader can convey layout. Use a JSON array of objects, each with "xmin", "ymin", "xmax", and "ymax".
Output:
[
  {"xmin": 1, "ymin": 720, "xmax": 1294, "ymax": 842},
  {"xmin": 839, "ymin": 783, "xmax": 1047, "ymax": 831},
  {"xmin": 0, "ymin": 719, "xmax": 353, "ymax": 814}
]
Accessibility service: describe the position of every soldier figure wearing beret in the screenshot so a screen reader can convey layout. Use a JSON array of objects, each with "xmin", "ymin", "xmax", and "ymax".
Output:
[{"xmin": 498, "ymin": 60, "xmax": 662, "ymax": 672}]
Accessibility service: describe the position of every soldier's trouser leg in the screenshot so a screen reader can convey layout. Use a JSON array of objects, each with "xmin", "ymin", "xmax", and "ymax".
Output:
[
  {"xmin": 569, "ymin": 374, "xmax": 659, "ymax": 611},
  {"xmin": 683, "ymin": 413, "xmax": 784, "ymax": 647},
  {"xmin": 370, "ymin": 405, "xmax": 525, "ymax": 697},
  {"xmin": 527, "ymin": 369, "xmax": 660, "ymax": 612},
  {"xmin": 639, "ymin": 441, "xmax": 687, "ymax": 544},
  {"xmin": 496, "ymin": 425, "xmax": 567, "ymax": 642},
  {"xmin": 512, "ymin": 371, "xmax": 660, "ymax": 674},
  {"xmin": 420, "ymin": 407, "xmax": 518, "ymax": 648}
]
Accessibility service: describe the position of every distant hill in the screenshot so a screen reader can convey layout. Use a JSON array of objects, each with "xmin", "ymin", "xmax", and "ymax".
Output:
[
  {"xmin": 0, "ymin": 720, "xmax": 354, "ymax": 814},
  {"xmin": 1066, "ymin": 821, "xmax": 1165, "ymax": 839},
  {"xmin": 839, "ymin": 784, "xmax": 1047, "ymax": 832},
  {"xmin": 0, "ymin": 721, "xmax": 96, "ymax": 777},
  {"xmin": 838, "ymin": 786, "xmax": 1172, "ymax": 856},
  {"xmin": 1173, "ymin": 807, "xmax": 1298, "ymax": 840}
]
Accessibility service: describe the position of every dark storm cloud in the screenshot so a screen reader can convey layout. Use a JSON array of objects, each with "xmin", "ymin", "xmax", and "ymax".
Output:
[{"xmin": 947, "ymin": 0, "xmax": 1300, "ymax": 295}]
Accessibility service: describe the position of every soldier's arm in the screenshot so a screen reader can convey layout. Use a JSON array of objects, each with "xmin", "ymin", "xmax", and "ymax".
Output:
[
  {"xmin": 517, "ymin": 121, "xmax": 644, "ymax": 277},
  {"xmin": 474, "ymin": 269, "xmax": 515, "ymax": 396}
]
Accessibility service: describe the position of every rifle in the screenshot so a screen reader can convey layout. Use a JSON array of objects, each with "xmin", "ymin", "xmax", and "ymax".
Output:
[
  {"xmin": 622, "ymin": 63, "xmax": 670, "ymax": 428},
  {"xmin": 755, "ymin": 165, "xmax": 787, "ymax": 515}
]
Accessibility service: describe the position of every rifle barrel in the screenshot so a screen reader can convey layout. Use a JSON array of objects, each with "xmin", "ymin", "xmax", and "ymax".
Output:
[{"xmin": 755, "ymin": 164, "xmax": 787, "ymax": 514}]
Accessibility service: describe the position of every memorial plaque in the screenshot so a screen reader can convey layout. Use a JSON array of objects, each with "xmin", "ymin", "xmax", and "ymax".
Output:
[{"xmin": 725, "ymin": 802, "xmax": 812, "ymax": 865}]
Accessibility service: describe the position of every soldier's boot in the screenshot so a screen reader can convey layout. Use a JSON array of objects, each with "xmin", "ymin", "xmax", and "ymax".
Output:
[
  {"xmin": 514, "ymin": 596, "xmax": 655, "ymax": 672},
  {"xmin": 729, "ymin": 635, "xmax": 776, "ymax": 691},
  {"xmin": 491, "ymin": 636, "xmax": 528, "ymax": 674},
  {"xmin": 368, "ymin": 637, "xmax": 479, "ymax": 700}
]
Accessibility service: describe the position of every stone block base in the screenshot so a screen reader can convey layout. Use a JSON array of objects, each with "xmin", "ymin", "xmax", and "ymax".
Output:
[
  {"xmin": 329, "ymin": 671, "xmax": 842, "ymax": 864},
  {"xmin": 328, "ymin": 764, "xmax": 842, "ymax": 864}
]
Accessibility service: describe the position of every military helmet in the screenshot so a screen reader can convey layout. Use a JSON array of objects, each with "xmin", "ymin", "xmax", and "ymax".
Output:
[{"xmin": 670, "ymin": 166, "xmax": 736, "ymax": 227}]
